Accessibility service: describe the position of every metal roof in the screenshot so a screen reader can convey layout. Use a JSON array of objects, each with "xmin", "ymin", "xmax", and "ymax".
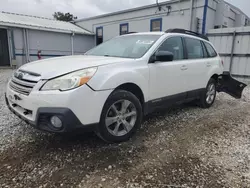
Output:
[
  {"xmin": 0, "ymin": 12, "xmax": 93, "ymax": 35},
  {"xmin": 75, "ymin": 0, "xmax": 249, "ymax": 23},
  {"xmin": 75, "ymin": 0, "xmax": 181, "ymax": 22},
  {"xmin": 224, "ymin": 1, "xmax": 250, "ymax": 20}
]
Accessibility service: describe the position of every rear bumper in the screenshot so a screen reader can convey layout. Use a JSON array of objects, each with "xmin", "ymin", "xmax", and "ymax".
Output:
[
  {"xmin": 5, "ymin": 94, "xmax": 97, "ymax": 133},
  {"xmin": 217, "ymin": 72, "xmax": 247, "ymax": 99}
]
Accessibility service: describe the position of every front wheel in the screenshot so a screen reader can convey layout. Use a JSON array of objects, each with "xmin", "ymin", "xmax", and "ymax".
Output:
[
  {"xmin": 96, "ymin": 90, "xmax": 143, "ymax": 143},
  {"xmin": 199, "ymin": 78, "xmax": 217, "ymax": 108}
]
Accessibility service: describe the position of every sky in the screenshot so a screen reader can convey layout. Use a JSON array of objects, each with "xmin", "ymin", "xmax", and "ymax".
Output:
[{"xmin": 1, "ymin": 0, "xmax": 250, "ymax": 19}]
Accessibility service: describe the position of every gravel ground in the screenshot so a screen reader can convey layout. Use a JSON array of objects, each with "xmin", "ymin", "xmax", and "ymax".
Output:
[{"xmin": 0, "ymin": 69, "xmax": 250, "ymax": 188}]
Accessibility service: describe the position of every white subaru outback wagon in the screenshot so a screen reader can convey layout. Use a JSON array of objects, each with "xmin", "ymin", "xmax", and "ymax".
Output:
[{"xmin": 5, "ymin": 29, "xmax": 246, "ymax": 142}]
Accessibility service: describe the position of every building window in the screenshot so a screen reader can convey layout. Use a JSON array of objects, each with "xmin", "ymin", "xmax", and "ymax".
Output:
[
  {"xmin": 150, "ymin": 18, "xmax": 162, "ymax": 32},
  {"xmin": 96, "ymin": 27, "xmax": 103, "ymax": 45},
  {"xmin": 245, "ymin": 19, "xmax": 249, "ymax": 26},
  {"xmin": 120, "ymin": 23, "xmax": 129, "ymax": 35}
]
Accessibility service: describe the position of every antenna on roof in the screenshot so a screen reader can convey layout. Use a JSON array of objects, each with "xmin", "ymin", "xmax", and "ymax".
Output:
[{"xmin": 156, "ymin": 0, "xmax": 161, "ymax": 11}]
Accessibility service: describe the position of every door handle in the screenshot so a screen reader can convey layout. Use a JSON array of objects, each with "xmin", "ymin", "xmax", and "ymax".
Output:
[
  {"xmin": 207, "ymin": 62, "xmax": 212, "ymax": 67},
  {"xmin": 180, "ymin": 65, "xmax": 188, "ymax": 70}
]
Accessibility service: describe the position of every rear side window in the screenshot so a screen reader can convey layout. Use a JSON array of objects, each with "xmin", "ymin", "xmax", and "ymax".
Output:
[
  {"xmin": 204, "ymin": 42, "xmax": 217, "ymax": 57},
  {"xmin": 184, "ymin": 38, "xmax": 204, "ymax": 59}
]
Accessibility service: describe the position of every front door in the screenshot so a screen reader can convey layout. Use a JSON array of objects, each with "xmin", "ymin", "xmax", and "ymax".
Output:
[
  {"xmin": 148, "ymin": 36, "xmax": 187, "ymax": 109},
  {"xmin": 0, "ymin": 29, "xmax": 10, "ymax": 66}
]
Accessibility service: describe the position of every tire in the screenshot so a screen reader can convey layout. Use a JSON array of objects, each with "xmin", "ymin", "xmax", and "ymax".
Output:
[
  {"xmin": 96, "ymin": 90, "xmax": 143, "ymax": 143},
  {"xmin": 199, "ymin": 78, "xmax": 217, "ymax": 108}
]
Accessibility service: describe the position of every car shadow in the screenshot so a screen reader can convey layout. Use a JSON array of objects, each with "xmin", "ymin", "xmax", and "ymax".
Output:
[
  {"xmin": 0, "ymin": 102, "xmax": 202, "ymax": 188},
  {"xmin": 35, "ymin": 101, "xmax": 198, "ymax": 150}
]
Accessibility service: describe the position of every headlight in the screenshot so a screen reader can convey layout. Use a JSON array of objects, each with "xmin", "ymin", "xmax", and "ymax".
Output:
[{"xmin": 41, "ymin": 67, "xmax": 97, "ymax": 91}]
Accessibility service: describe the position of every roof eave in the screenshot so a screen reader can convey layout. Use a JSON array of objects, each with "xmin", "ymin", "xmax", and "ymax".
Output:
[
  {"xmin": 0, "ymin": 22, "xmax": 94, "ymax": 35},
  {"xmin": 224, "ymin": 1, "xmax": 250, "ymax": 20}
]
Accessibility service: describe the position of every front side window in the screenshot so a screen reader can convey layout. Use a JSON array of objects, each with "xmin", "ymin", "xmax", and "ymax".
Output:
[
  {"xmin": 204, "ymin": 42, "xmax": 217, "ymax": 57},
  {"xmin": 86, "ymin": 35, "xmax": 160, "ymax": 58},
  {"xmin": 185, "ymin": 38, "xmax": 204, "ymax": 59},
  {"xmin": 151, "ymin": 18, "xmax": 162, "ymax": 32},
  {"xmin": 157, "ymin": 37, "xmax": 184, "ymax": 60},
  {"xmin": 120, "ymin": 23, "xmax": 129, "ymax": 35}
]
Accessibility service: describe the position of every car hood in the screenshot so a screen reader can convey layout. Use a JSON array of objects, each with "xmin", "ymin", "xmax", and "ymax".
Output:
[{"xmin": 20, "ymin": 55, "xmax": 131, "ymax": 79}]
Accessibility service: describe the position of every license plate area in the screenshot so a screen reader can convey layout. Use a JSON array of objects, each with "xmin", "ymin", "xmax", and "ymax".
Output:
[{"xmin": 7, "ymin": 94, "xmax": 33, "ymax": 118}]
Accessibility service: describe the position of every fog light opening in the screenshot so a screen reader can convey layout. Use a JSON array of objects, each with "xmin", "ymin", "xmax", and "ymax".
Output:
[{"xmin": 50, "ymin": 116, "xmax": 63, "ymax": 129}]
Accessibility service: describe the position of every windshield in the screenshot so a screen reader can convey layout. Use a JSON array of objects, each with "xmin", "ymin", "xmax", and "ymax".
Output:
[{"xmin": 85, "ymin": 35, "xmax": 161, "ymax": 58}]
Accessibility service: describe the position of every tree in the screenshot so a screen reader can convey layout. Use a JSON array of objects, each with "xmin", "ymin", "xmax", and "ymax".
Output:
[{"xmin": 53, "ymin": 12, "xmax": 77, "ymax": 22}]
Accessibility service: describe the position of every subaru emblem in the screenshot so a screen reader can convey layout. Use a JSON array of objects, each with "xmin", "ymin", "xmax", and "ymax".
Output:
[{"xmin": 9, "ymin": 95, "xmax": 13, "ymax": 100}]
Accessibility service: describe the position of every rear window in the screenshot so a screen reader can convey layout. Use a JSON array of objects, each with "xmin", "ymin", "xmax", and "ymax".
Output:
[
  {"xmin": 184, "ymin": 38, "xmax": 204, "ymax": 59},
  {"xmin": 204, "ymin": 42, "xmax": 217, "ymax": 57}
]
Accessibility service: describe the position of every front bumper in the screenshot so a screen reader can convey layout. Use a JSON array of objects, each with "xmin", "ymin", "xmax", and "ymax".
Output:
[
  {"xmin": 5, "ymin": 83, "xmax": 113, "ymax": 133},
  {"xmin": 5, "ymin": 95, "xmax": 96, "ymax": 132}
]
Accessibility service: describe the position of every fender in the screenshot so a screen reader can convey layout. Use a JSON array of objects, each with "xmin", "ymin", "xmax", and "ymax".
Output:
[
  {"xmin": 87, "ymin": 64, "xmax": 150, "ymax": 101},
  {"xmin": 206, "ymin": 63, "xmax": 223, "ymax": 84}
]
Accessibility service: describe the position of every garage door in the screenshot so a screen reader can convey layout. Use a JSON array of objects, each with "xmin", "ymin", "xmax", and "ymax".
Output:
[{"xmin": 0, "ymin": 29, "xmax": 10, "ymax": 66}]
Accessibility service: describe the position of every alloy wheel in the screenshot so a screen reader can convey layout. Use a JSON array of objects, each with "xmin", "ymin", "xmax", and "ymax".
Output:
[
  {"xmin": 206, "ymin": 83, "xmax": 216, "ymax": 104},
  {"xmin": 105, "ymin": 100, "xmax": 137, "ymax": 137}
]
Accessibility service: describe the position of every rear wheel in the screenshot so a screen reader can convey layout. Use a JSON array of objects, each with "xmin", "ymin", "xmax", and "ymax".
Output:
[
  {"xmin": 96, "ymin": 90, "xmax": 142, "ymax": 143},
  {"xmin": 199, "ymin": 78, "xmax": 217, "ymax": 108}
]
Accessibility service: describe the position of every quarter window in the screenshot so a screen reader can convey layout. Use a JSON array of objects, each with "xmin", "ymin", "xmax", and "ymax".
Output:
[
  {"xmin": 150, "ymin": 18, "xmax": 162, "ymax": 32},
  {"xmin": 158, "ymin": 37, "xmax": 184, "ymax": 60},
  {"xmin": 201, "ymin": 42, "xmax": 209, "ymax": 58},
  {"xmin": 120, "ymin": 23, "xmax": 129, "ymax": 35},
  {"xmin": 185, "ymin": 38, "xmax": 204, "ymax": 59},
  {"xmin": 204, "ymin": 42, "xmax": 217, "ymax": 57}
]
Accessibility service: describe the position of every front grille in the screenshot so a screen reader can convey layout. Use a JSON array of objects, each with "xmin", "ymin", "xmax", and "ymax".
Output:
[{"xmin": 9, "ymin": 70, "xmax": 40, "ymax": 96}]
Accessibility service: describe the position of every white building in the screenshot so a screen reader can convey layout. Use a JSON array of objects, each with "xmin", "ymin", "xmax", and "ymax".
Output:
[
  {"xmin": 0, "ymin": 12, "xmax": 95, "ymax": 67},
  {"xmin": 75, "ymin": 0, "xmax": 250, "ymax": 45}
]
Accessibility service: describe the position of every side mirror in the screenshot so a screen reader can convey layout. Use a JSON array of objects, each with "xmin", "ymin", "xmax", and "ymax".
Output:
[{"xmin": 150, "ymin": 51, "xmax": 174, "ymax": 63}]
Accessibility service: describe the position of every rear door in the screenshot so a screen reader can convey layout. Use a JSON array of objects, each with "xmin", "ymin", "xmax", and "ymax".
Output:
[
  {"xmin": 0, "ymin": 29, "xmax": 10, "ymax": 66},
  {"xmin": 182, "ymin": 37, "xmax": 208, "ymax": 95}
]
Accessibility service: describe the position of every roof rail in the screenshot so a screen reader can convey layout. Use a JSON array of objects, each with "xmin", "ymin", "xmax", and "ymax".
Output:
[
  {"xmin": 165, "ymin": 28, "xmax": 209, "ymax": 41},
  {"xmin": 125, "ymin": 32, "xmax": 138, "ymax": 34}
]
